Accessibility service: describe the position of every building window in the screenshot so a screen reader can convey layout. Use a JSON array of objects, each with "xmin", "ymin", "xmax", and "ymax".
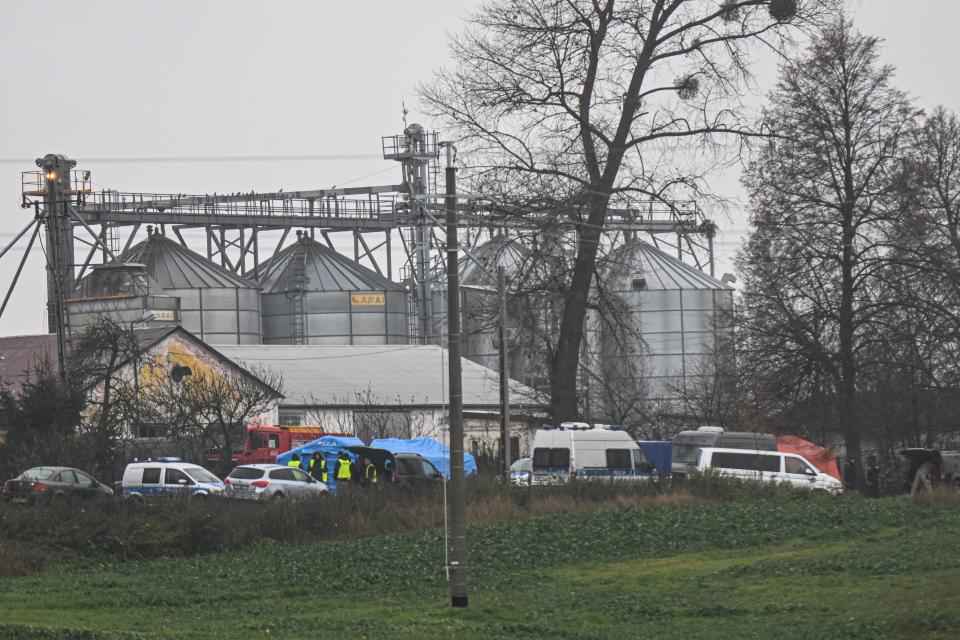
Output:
[
  {"xmin": 354, "ymin": 411, "xmax": 411, "ymax": 443},
  {"xmin": 279, "ymin": 410, "xmax": 304, "ymax": 427},
  {"xmin": 135, "ymin": 423, "xmax": 168, "ymax": 439}
]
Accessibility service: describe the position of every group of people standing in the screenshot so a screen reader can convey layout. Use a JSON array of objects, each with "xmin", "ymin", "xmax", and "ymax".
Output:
[{"xmin": 286, "ymin": 452, "xmax": 380, "ymax": 487}]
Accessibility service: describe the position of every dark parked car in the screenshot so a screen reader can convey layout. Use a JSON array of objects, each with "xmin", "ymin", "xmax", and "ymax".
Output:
[
  {"xmin": 393, "ymin": 453, "xmax": 442, "ymax": 486},
  {"xmin": 2, "ymin": 467, "xmax": 114, "ymax": 504}
]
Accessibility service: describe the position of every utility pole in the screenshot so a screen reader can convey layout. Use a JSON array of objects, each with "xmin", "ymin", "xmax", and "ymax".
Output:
[
  {"xmin": 498, "ymin": 265, "xmax": 511, "ymax": 480},
  {"xmin": 444, "ymin": 143, "xmax": 468, "ymax": 608}
]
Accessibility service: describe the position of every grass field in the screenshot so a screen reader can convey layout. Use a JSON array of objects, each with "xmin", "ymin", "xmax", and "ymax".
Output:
[{"xmin": 0, "ymin": 496, "xmax": 958, "ymax": 639}]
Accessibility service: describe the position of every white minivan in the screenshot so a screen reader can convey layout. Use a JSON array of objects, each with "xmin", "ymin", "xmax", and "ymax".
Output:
[
  {"xmin": 696, "ymin": 447, "xmax": 843, "ymax": 494},
  {"xmin": 530, "ymin": 425, "xmax": 655, "ymax": 485}
]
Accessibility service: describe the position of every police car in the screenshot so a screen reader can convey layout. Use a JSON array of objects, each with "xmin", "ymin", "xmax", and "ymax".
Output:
[{"xmin": 120, "ymin": 458, "xmax": 224, "ymax": 499}]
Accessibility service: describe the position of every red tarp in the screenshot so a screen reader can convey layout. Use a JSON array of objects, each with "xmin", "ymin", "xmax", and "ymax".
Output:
[{"xmin": 777, "ymin": 435, "xmax": 841, "ymax": 481}]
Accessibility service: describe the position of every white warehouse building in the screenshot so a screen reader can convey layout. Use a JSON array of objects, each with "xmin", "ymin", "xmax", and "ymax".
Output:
[{"xmin": 215, "ymin": 344, "xmax": 546, "ymax": 460}]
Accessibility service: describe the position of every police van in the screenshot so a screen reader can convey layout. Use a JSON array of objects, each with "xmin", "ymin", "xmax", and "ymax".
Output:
[
  {"xmin": 121, "ymin": 458, "xmax": 225, "ymax": 499},
  {"xmin": 530, "ymin": 424, "xmax": 655, "ymax": 485}
]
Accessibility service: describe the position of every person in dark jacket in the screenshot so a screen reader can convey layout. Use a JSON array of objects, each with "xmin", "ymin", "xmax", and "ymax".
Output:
[
  {"xmin": 361, "ymin": 457, "xmax": 379, "ymax": 487},
  {"xmin": 309, "ymin": 452, "xmax": 327, "ymax": 483},
  {"xmin": 843, "ymin": 457, "xmax": 856, "ymax": 491},
  {"xmin": 865, "ymin": 454, "xmax": 880, "ymax": 498}
]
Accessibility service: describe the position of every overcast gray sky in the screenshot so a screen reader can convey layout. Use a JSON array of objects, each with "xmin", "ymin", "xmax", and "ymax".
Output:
[{"xmin": 0, "ymin": 1, "xmax": 955, "ymax": 336}]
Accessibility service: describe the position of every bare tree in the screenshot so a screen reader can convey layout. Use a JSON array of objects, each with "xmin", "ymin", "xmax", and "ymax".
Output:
[
  {"xmin": 737, "ymin": 18, "xmax": 920, "ymax": 491},
  {"xmin": 69, "ymin": 319, "xmax": 145, "ymax": 478},
  {"xmin": 666, "ymin": 310, "xmax": 738, "ymax": 430},
  {"xmin": 138, "ymin": 362, "xmax": 283, "ymax": 476},
  {"xmin": 422, "ymin": 0, "xmax": 836, "ymax": 422},
  {"xmin": 303, "ymin": 385, "xmax": 431, "ymax": 442}
]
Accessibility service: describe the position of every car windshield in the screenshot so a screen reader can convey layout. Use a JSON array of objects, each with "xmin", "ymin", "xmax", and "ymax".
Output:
[
  {"xmin": 511, "ymin": 459, "xmax": 531, "ymax": 472},
  {"xmin": 672, "ymin": 444, "xmax": 702, "ymax": 464},
  {"xmin": 183, "ymin": 467, "xmax": 221, "ymax": 483},
  {"xmin": 21, "ymin": 468, "xmax": 57, "ymax": 480}
]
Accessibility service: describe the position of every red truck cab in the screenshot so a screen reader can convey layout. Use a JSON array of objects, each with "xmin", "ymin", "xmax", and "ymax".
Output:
[{"xmin": 208, "ymin": 425, "xmax": 348, "ymax": 466}]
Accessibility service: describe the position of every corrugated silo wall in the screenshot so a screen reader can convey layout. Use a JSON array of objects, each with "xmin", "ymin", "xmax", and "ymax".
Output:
[
  {"xmin": 67, "ymin": 295, "xmax": 181, "ymax": 335},
  {"xmin": 591, "ymin": 287, "xmax": 734, "ymax": 419},
  {"xmin": 169, "ymin": 287, "xmax": 262, "ymax": 345},
  {"xmin": 261, "ymin": 290, "xmax": 409, "ymax": 345}
]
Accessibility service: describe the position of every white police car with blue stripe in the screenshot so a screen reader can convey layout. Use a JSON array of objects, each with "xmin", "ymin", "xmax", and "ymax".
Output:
[{"xmin": 121, "ymin": 458, "xmax": 224, "ymax": 499}]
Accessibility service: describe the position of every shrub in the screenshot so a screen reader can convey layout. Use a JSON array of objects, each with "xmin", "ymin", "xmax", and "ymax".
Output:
[{"xmin": 0, "ymin": 476, "xmax": 848, "ymax": 574}]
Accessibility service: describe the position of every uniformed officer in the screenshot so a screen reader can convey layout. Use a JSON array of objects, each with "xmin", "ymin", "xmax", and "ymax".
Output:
[
  {"xmin": 309, "ymin": 451, "xmax": 327, "ymax": 483},
  {"xmin": 287, "ymin": 453, "xmax": 302, "ymax": 469},
  {"xmin": 335, "ymin": 452, "xmax": 353, "ymax": 484},
  {"xmin": 363, "ymin": 457, "xmax": 379, "ymax": 487}
]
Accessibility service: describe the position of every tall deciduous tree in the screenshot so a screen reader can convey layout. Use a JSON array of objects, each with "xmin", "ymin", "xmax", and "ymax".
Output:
[
  {"xmin": 422, "ymin": 0, "xmax": 835, "ymax": 422},
  {"xmin": 737, "ymin": 18, "xmax": 919, "ymax": 490}
]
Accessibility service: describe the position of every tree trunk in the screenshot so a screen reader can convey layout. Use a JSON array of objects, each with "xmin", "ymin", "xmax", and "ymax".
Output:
[
  {"xmin": 219, "ymin": 422, "xmax": 233, "ymax": 478},
  {"xmin": 550, "ymin": 197, "xmax": 608, "ymax": 422},
  {"xmin": 838, "ymin": 200, "xmax": 864, "ymax": 493}
]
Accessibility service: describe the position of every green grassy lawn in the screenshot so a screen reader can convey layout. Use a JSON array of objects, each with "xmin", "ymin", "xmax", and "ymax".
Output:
[{"xmin": 0, "ymin": 497, "xmax": 957, "ymax": 639}]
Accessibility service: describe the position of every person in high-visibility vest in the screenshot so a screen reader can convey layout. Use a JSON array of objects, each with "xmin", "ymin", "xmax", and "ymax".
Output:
[
  {"xmin": 309, "ymin": 452, "xmax": 327, "ymax": 483},
  {"xmin": 287, "ymin": 453, "xmax": 302, "ymax": 469},
  {"xmin": 363, "ymin": 458, "xmax": 379, "ymax": 487},
  {"xmin": 335, "ymin": 452, "xmax": 353, "ymax": 483}
]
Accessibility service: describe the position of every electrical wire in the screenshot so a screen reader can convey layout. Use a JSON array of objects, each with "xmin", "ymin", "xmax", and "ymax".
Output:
[{"xmin": 0, "ymin": 154, "xmax": 382, "ymax": 165}]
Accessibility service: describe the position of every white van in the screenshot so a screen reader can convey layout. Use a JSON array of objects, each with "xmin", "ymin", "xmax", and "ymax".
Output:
[
  {"xmin": 696, "ymin": 447, "xmax": 843, "ymax": 494},
  {"xmin": 121, "ymin": 458, "xmax": 225, "ymax": 499},
  {"xmin": 530, "ymin": 426, "xmax": 655, "ymax": 485},
  {"xmin": 672, "ymin": 426, "xmax": 777, "ymax": 477}
]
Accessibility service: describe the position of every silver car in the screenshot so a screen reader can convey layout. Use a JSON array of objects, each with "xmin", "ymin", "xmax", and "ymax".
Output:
[
  {"xmin": 510, "ymin": 458, "xmax": 532, "ymax": 486},
  {"xmin": 224, "ymin": 464, "xmax": 329, "ymax": 501}
]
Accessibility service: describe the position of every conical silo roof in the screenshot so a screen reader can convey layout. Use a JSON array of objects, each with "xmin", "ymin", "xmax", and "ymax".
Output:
[
  {"xmin": 460, "ymin": 235, "xmax": 530, "ymax": 285},
  {"xmin": 72, "ymin": 263, "xmax": 167, "ymax": 299},
  {"xmin": 121, "ymin": 232, "xmax": 258, "ymax": 290},
  {"xmin": 604, "ymin": 240, "xmax": 732, "ymax": 291},
  {"xmin": 256, "ymin": 236, "xmax": 403, "ymax": 294}
]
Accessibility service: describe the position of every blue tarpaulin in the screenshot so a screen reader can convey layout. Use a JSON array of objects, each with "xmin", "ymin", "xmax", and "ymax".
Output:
[
  {"xmin": 276, "ymin": 436, "xmax": 365, "ymax": 494},
  {"xmin": 276, "ymin": 435, "xmax": 365, "ymax": 467},
  {"xmin": 637, "ymin": 441, "xmax": 672, "ymax": 481},
  {"xmin": 370, "ymin": 437, "xmax": 477, "ymax": 478}
]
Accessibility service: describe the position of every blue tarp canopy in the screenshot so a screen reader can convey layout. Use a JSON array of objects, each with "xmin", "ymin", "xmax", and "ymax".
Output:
[
  {"xmin": 637, "ymin": 441, "xmax": 672, "ymax": 481},
  {"xmin": 276, "ymin": 435, "xmax": 365, "ymax": 467},
  {"xmin": 370, "ymin": 437, "xmax": 477, "ymax": 478},
  {"xmin": 276, "ymin": 436, "xmax": 366, "ymax": 495}
]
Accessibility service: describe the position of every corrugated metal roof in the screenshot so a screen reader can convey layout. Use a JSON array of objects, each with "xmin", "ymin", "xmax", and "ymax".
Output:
[
  {"xmin": 256, "ymin": 237, "xmax": 403, "ymax": 294},
  {"xmin": 214, "ymin": 344, "xmax": 543, "ymax": 409},
  {"xmin": 121, "ymin": 233, "xmax": 258, "ymax": 290},
  {"xmin": 71, "ymin": 263, "xmax": 168, "ymax": 299},
  {"xmin": 604, "ymin": 240, "xmax": 733, "ymax": 291},
  {"xmin": 0, "ymin": 327, "xmax": 178, "ymax": 394}
]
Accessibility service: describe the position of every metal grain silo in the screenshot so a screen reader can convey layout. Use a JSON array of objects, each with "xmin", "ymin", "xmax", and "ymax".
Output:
[
  {"xmin": 257, "ymin": 234, "xmax": 409, "ymax": 345},
  {"xmin": 121, "ymin": 230, "xmax": 262, "ymax": 344},
  {"xmin": 67, "ymin": 263, "xmax": 180, "ymax": 333},
  {"xmin": 458, "ymin": 235, "xmax": 531, "ymax": 373},
  {"xmin": 593, "ymin": 239, "xmax": 734, "ymax": 408}
]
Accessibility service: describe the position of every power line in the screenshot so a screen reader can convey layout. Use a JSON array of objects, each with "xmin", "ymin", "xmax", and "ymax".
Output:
[{"xmin": 0, "ymin": 153, "xmax": 383, "ymax": 165}]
